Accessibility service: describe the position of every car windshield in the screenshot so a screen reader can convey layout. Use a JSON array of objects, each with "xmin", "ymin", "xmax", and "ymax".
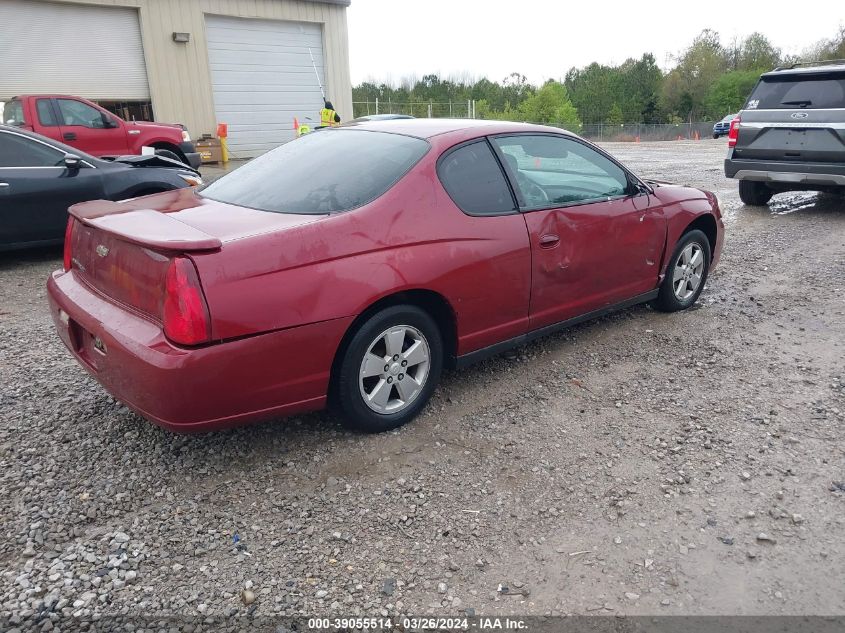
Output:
[
  {"xmin": 722, "ymin": 114, "xmax": 736, "ymax": 121},
  {"xmin": 3, "ymin": 100, "xmax": 25, "ymax": 126},
  {"xmin": 747, "ymin": 72, "xmax": 845, "ymax": 109},
  {"xmin": 200, "ymin": 130, "xmax": 429, "ymax": 215}
]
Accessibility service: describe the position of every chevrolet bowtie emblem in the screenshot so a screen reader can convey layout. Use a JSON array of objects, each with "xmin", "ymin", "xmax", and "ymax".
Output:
[{"xmin": 96, "ymin": 245, "xmax": 110, "ymax": 257}]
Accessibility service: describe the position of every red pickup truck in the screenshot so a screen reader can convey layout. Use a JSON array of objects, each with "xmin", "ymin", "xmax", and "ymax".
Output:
[{"xmin": 3, "ymin": 95, "xmax": 201, "ymax": 169}]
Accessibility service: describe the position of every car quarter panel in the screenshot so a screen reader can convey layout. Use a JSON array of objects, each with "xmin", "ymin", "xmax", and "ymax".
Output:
[{"xmin": 193, "ymin": 149, "xmax": 532, "ymax": 355}]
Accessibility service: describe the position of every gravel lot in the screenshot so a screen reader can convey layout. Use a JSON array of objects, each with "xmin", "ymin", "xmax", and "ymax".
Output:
[{"xmin": 2, "ymin": 139, "xmax": 844, "ymax": 627}]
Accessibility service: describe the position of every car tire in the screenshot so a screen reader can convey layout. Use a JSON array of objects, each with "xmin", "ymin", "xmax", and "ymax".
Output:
[
  {"xmin": 335, "ymin": 305, "xmax": 443, "ymax": 433},
  {"xmin": 712, "ymin": 133, "xmax": 720, "ymax": 139},
  {"xmin": 653, "ymin": 229, "xmax": 711, "ymax": 313},
  {"xmin": 738, "ymin": 180, "xmax": 774, "ymax": 206}
]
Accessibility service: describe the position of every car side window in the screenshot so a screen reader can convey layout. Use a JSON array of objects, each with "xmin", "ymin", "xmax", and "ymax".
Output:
[
  {"xmin": 0, "ymin": 132, "xmax": 64, "ymax": 168},
  {"xmin": 491, "ymin": 135, "xmax": 630, "ymax": 211},
  {"xmin": 57, "ymin": 99, "xmax": 106, "ymax": 128},
  {"xmin": 437, "ymin": 141, "xmax": 516, "ymax": 216},
  {"xmin": 36, "ymin": 99, "xmax": 59, "ymax": 127}
]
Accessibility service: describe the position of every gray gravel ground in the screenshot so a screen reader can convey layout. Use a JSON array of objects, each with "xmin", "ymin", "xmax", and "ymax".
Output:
[{"xmin": 1, "ymin": 139, "xmax": 844, "ymax": 628}]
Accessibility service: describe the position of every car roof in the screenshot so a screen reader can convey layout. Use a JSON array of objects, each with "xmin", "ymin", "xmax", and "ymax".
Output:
[
  {"xmin": 0, "ymin": 123, "xmax": 102, "ymax": 162},
  {"xmin": 763, "ymin": 63, "xmax": 845, "ymax": 78},
  {"xmin": 336, "ymin": 118, "xmax": 578, "ymax": 140},
  {"xmin": 353, "ymin": 114, "xmax": 415, "ymax": 121}
]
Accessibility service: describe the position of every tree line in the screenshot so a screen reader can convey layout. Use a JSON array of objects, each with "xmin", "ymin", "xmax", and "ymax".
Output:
[{"xmin": 352, "ymin": 27, "xmax": 845, "ymax": 129}]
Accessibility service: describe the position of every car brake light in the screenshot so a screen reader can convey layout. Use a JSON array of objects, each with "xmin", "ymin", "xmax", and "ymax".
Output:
[
  {"xmin": 163, "ymin": 257, "xmax": 211, "ymax": 346},
  {"xmin": 728, "ymin": 115, "xmax": 741, "ymax": 147},
  {"xmin": 63, "ymin": 218, "xmax": 75, "ymax": 272}
]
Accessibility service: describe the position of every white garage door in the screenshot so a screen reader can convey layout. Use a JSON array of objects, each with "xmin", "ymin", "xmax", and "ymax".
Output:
[
  {"xmin": 205, "ymin": 15, "xmax": 326, "ymax": 157},
  {"xmin": 0, "ymin": 0, "xmax": 149, "ymax": 101}
]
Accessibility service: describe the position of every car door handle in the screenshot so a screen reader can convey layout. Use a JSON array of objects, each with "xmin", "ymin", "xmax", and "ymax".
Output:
[
  {"xmin": 63, "ymin": 132, "xmax": 77, "ymax": 141},
  {"xmin": 0, "ymin": 182, "xmax": 9, "ymax": 195},
  {"xmin": 539, "ymin": 234, "xmax": 560, "ymax": 248}
]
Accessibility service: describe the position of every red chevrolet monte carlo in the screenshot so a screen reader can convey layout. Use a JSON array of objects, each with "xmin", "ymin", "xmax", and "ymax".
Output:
[{"xmin": 47, "ymin": 120, "xmax": 724, "ymax": 433}]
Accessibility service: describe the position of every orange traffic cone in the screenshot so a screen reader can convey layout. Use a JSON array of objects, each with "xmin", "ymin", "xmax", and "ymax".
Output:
[
  {"xmin": 677, "ymin": 135, "xmax": 683, "ymax": 141},
  {"xmin": 694, "ymin": 130, "xmax": 700, "ymax": 141},
  {"xmin": 635, "ymin": 136, "xmax": 640, "ymax": 143},
  {"xmin": 293, "ymin": 117, "xmax": 300, "ymax": 137}
]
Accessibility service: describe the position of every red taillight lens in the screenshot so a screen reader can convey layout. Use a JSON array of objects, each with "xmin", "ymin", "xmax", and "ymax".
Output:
[
  {"xmin": 63, "ymin": 218, "xmax": 75, "ymax": 272},
  {"xmin": 727, "ymin": 115, "xmax": 741, "ymax": 147},
  {"xmin": 163, "ymin": 257, "xmax": 211, "ymax": 346}
]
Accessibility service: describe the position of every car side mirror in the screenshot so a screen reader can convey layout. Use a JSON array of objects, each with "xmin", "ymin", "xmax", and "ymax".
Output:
[
  {"xmin": 101, "ymin": 115, "xmax": 119, "ymax": 129},
  {"xmin": 64, "ymin": 154, "xmax": 82, "ymax": 170}
]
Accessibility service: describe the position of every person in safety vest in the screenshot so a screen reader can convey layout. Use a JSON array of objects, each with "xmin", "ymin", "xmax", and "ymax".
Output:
[{"xmin": 320, "ymin": 100, "xmax": 341, "ymax": 127}]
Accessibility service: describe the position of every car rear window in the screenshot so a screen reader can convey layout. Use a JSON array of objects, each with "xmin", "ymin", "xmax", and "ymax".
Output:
[
  {"xmin": 199, "ymin": 130, "xmax": 429, "ymax": 215},
  {"xmin": 747, "ymin": 73, "xmax": 845, "ymax": 109}
]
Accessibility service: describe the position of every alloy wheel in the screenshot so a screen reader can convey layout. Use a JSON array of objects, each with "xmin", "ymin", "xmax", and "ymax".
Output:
[
  {"xmin": 358, "ymin": 325, "xmax": 431, "ymax": 414},
  {"xmin": 672, "ymin": 242, "xmax": 705, "ymax": 301}
]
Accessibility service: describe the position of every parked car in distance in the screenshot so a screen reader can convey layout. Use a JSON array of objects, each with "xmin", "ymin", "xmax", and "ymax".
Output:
[
  {"xmin": 725, "ymin": 60, "xmax": 845, "ymax": 205},
  {"xmin": 4, "ymin": 95, "xmax": 201, "ymax": 169},
  {"xmin": 712, "ymin": 113, "xmax": 737, "ymax": 138},
  {"xmin": 48, "ymin": 119, "xmax": 724, "ymax": 434},
  {"xmin": 0, "ymin": 125, "xmax": 201, "ymax": 251}
]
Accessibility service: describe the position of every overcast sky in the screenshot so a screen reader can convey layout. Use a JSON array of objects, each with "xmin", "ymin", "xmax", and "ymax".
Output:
[{"xmin": 347, "ymin": 1, "xmax": 844, "ymax": 85}]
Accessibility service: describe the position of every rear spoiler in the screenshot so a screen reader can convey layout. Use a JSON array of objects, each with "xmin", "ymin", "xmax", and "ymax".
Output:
[{"xmin": 69, "ymin": 199, "xmax": 221, "ymax": 252}]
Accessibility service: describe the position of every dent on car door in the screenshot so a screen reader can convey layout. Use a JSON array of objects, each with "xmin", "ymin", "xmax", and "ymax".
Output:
[
  {"xmin": 490, "ymin": 134, "xmax": 665, "ymax": 331},
  {"xmin": 436, "ymin": 139, "xmax": 531, "ymax": 353},
  {"xmin": 0, "ymin": 131, "xmax": 102, "ymax": 247}
]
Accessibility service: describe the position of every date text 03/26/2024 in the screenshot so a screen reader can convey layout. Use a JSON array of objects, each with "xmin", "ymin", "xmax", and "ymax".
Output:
[{"xmin": 307, "ymin": 617, "xmax": 528, "ymax": 630}]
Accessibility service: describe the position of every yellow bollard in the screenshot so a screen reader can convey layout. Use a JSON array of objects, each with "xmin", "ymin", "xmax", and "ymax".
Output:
[{"xmin": 219, "ymin": 136, "xmax": 229, "ymax": 163}]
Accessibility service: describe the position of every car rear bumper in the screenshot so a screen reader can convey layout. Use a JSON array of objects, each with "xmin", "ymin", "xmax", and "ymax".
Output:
[
  {"xmin": 725, "ymin": 157, "xmax": 845, "ymax": 186},
  {"xmin": 47, "ymin": 269, "xmax": 353, "ymax": 433}
]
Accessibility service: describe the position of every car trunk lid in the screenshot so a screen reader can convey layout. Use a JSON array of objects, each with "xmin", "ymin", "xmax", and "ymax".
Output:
[{"xmin": 66, "ymin": 188, "xmax": 325, "ymax": 322}]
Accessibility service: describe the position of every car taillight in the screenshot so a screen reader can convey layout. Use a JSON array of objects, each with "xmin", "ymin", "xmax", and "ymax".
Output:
[
  {"xmin": 63, "ymin": 218, "xmax": 75, "ymax": 272},
  {"xmin": 163, "ymin": 257, "xmax": 211, "ymax": 346},
  {"xmin": 728, "ymin": 116, "xmax": 741, "ymax": 147}
]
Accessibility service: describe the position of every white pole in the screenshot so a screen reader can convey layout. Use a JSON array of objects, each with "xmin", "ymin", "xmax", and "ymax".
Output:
[
  {"xmin": 308, "ymin": 48, "xmax": 325, "ymax": 101},
  {"xmin": 375, "ymin": 97, "xmax": 379, "ymax": 115},
  {"xmin": 467, "ymin": 99, "xmax": 471, "ymax": 118}
]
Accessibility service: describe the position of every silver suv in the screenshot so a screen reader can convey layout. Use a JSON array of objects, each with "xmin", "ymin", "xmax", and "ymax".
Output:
[{"xmin": 724, "ymin": 60, "xmax": 845, "ymax": 205}]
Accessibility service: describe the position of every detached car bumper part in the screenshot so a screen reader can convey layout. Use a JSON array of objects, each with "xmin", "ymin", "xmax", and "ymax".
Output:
[{"xmin": 179, "ymin": 141, "xmax": 202, "ymax": 170}]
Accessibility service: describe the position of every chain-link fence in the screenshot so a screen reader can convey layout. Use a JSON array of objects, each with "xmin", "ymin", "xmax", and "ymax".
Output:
[
  {"xmin": 578, "ymin": 122, "xmax": 717, "ymax": 142},
  {"xmin": 353, "ymin": 101, "xmax": 473, "ymax": 119},
  {"xmin": 352, "ymin": 101, "xmax": 718, "ymax": 142}
]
